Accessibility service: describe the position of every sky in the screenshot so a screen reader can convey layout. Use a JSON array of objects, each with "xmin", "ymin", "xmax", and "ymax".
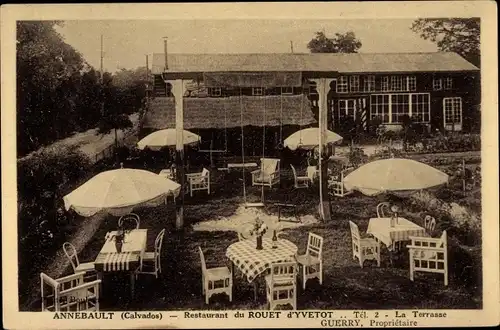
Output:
[{"xmin": 56, "ymin": 19, "xmax": 438, "ymax": 73}]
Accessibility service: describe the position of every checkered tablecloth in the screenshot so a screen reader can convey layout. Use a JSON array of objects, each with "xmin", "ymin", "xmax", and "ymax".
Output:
[
  {"xmin": 367, "ymin": 217, "xmax": 426, "ymax": 250},
  {"xmin": 226, "ymin": 238, "xmax": 298, "ymax": 283},
  {"xmin": 94, "ymin": 229, "xmax": 147, "ymax": 272}
]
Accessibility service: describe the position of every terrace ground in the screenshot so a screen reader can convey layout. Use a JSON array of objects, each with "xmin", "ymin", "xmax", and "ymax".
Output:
[{"xmin": 21, "ymin": 153, "xmax": 482, "ymax": 311}]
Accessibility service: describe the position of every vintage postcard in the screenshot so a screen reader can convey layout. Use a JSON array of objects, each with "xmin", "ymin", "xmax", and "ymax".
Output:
[{"xmin": 2, "ymin": 2, "xmax": 499, "ymax": 329}]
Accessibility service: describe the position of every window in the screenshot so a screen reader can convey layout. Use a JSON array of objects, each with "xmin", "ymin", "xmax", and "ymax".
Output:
[
  {"xmin": 381, "ymin": 76, "xmax": 389, "ymax": 92},
  {"xmin": 391, "ymin": 76, "xmax": 405, "ymax": 91},
  {"xmin": 433, "ymin": 78, "xmax": 442, "ymax": 91},
  {"xmin": 338, "ymin": 99, "xmax": 356, "ymax": 120},
  {"xmin": 391, "ymin": 94, "xmax": 410, "ymax": 122},
  {"xmin": 443, "ymin": 97, "xmax": 462, "ymax": 126},
  {"xmin": 350, "ymin": 76, "xmax": 360, "ymax": 92},
  {"xmin": 208, "ymin": 87, "xmax": 221, "ymax": 97},
  {"xmin": 337, "ymin": 76, "xmax": 348, "ymax": 93},
  {"xmin": 363, "ymin": 76, "xmax": 375, "ymax": 92},
  {"xmin": 411, "ymin": 93, "xmax": 430, "ymax": 122},
  {"xmin": 408, "ymin": 76, "xmax": 417, "ymax": 91},
  {"xmin": 444, "ymin": 77, "xmax": 453, "ymax": 90},
  {"xmin": 370, "ymin": 93, "xmax": 430, "ymax": 124},
  {"xmin": 370, "ymin": 94, "xmax": 390, "ymax": 123},
  {"xmin": 252, "ymin": 87, "xmax": 264, "ymax": 96},
  {"xmin": 281, "ymin": 87, "xmax": 293, "ymax": 95}
]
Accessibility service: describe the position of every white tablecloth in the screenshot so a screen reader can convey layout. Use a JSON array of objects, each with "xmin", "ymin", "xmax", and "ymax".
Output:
[
  {"xmin": 226, "ymin": 238, "xmax": 297, "ymax": 283},
  {"xmin": 366, "ymin": 217, "xmax": 426, "ymax": 250},
  {"xmin": 95, "ymin": 229, "xmax": 147, "ymax": 272}
]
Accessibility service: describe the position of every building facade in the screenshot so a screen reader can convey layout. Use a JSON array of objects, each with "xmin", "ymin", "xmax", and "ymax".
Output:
[{"xmin": 143, "ymin": 52, "xmax": 480, "ymax": 152}]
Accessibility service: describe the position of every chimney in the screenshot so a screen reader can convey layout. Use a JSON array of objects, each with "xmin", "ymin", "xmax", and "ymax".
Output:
[{"xmin": 163, "ymin": 37, "xmax": 168, "ymax": 71}]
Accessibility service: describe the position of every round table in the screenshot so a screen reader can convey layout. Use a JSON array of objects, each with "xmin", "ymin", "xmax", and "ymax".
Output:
[{"xmin": 226, "ymin": 237, "xmax": 298, "ymax": 283}]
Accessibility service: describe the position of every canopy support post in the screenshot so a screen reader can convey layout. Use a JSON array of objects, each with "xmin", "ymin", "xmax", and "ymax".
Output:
[
  {"xmin": 311, "ymin": 78, "xmax": 334, "ymax": 222},
  {"xmin": 169, "ymin": 79, "xmax": 185, "ymax": 230}
]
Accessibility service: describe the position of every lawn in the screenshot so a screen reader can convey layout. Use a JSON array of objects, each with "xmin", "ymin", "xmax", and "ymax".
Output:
[{"xmin": 34, "ymin": 166, "xmax": 481, "ymax": 311}]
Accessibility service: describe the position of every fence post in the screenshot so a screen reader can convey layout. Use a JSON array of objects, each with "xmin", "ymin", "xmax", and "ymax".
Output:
[{"xmin": 462, "ymin": 158, "xmax": 466, "ymax": 192}]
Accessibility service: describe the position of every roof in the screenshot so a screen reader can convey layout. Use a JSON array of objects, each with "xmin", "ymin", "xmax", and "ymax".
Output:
[
  {"xmin": 142, "ymin": 95, "xmax": 316, "ymax": 130},
  {"xmin": 151, "ymin": 52, "xmax": 479, "ymax": 75}
]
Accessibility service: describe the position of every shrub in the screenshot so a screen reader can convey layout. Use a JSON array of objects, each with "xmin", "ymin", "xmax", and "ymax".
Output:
[
  {"xmin": 419, "ymin": 133, "xmax": 481, "ymax": 153},
  {"xmin": 347, "ymin": 147, "xmax": 368, "ymax": 168},
  {"xmin": 409, "ymin": 190, "xmax": 481, "ymax": 246},
  {"xmin": 17, "ymin": 146, "xmax": 92, "ymax": 295}
]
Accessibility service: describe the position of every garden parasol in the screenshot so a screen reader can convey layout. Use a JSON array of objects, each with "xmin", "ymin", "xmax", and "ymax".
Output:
[
  {"xmin": 63, "ymin": 168, "xmax": 181, "ymax": 217},
  {"xmin": 343, "ymin": 158, "xmax": 449, "ymax": 196},
  {"xmin": 284, "ymin": 127, "xmax": 343, "ymax": 151},
  {"xmin": 137, "ymin": 128, "xmax": 201, "ymax": 150}
]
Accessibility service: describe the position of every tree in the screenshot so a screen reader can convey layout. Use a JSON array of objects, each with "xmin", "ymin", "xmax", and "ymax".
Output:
[
  {"xmin": 16, "ymin": 21, "xmax": 106, "ymax": 156},
  {"xmin": 411, "ymin": 18, "xmax": 480, "ymax": 67},
  {"xmin": 307, "ymin": 31, "xmax": 362, "ymax": 53}
]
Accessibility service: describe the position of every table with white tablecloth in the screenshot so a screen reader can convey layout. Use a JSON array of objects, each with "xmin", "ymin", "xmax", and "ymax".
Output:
[
  {"xmin": 367, "ymin": 217, "xmax": 426, "ymax": 251},
  {"xmin": 94, "ymin": 229, "xmax": 147, "ymax": 297}
]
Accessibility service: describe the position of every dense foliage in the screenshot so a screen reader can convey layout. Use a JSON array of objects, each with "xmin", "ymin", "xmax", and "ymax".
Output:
[
  {"xmin": 307, "ymin": 31, "xmax": 362, "ymax": 53},
  {"xmin": 411, "ymin": 18, "xmax": 480, "ymax": 67},
  {"xmin": 17, "ymin": 21, "xmax": 146, "ymax": 156}
]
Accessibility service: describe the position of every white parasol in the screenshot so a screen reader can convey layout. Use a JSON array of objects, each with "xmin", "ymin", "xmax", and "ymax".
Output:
[
  {"xmin": 63, "ymin": 168, "xmax": 181, "ymax": 217},
  {"xmin": 284, "ymin": 127, "xmax": 343, "ymax": 151},
  {"xmin": 343, "ymin": 158, "xmax": 449, "ymax": 196},
  {"xmin": 137, "ymin": 128, "xmax": 201, "ymax": 150}
]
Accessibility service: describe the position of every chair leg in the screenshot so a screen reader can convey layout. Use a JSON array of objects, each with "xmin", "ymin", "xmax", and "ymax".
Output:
[
  {"xmin": 319, "ymin": 262, "xmax": 323, "ymax": 285},
  {"xmin": 302, "ymin": 265, "xmax": 307, "ymax": 290}
]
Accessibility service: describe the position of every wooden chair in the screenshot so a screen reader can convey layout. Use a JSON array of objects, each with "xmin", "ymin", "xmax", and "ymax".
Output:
[
  {"xmin": 328, "ymin": 167, "xmax": 354, "ymax": 197},
  {"xmin": 118, "ymin": 213, "xmax": 140, "ymax": 230},
  {"xmin": 295, "ymin": 232, "xmax": 323, "ymax": 290},
  {"xmin": 424, "ymin": 215, "xmax": 437, "ymax": 233},
  {"xmin": 376, "ymin": 202, "xmax": 391, "ymax": 218},
  {"xmin": 40, "ymin": 272, "xmax": 101, "ymax": 312},
  {"xmin": 290, "ymin": 164, "xmax": 310, "ymax": 189},
  {"xmin": 408, "ymin": 231, "xmax": 448, "ymax": 286},
  {"xmin": 186, "ymin": 168, "xmax": 210, "ymax": 197},
  {"xmin": 349, "ymin": 221, "xmax": 381, "ymax": 268},
  {"xmin": 62, "ymin": 242, "xmax": 96, "ymax": 279},
  {"xmin": 251, "ymin": 158, "xmax": 280, "ymax": 188},
  {"xmin": 265, "ymin": 262, "xmax": 297, "ymax": 310},
  {"xmin": 136, "ymin": 229, "xmax": 166, "ymax": 279},
  {"xmin": 198, "ymin": 247, "xmax": 232, "ymax": 304}
]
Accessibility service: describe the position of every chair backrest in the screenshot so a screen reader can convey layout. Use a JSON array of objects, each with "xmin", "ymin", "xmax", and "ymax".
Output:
[
  {"xmin": 269, "ymin": 261, "xmax": 296, "ymax": 285},
  {"xmin": 306, "ymin": 232, "xmax": 323, "ymax": 258},
  {"xmin": 261, "ymin": 158, "xmax": 280, "ymax": 174},
  {"xmin": 424, "ymin": 215, "xmax": 437, "ymax": 231},
  {"xmin": 201, "ymin": 168, "xmax": 209, "ymax": 177},
  {"xmin": 290, "ymin": 164, "xmax": 298, "ymax": 179},
  {"xmin": 62, "ymin": 242, "xmax": 79, "ymax": 271},
  {"xmin": 349, "ymin": 221, "xmax": 361, "ymax": 243},
  {"xmin": 198, "ymin": 247, "xmax": 207, "ymax": 273},
  {"xmin": 41, "ymin": 272, "xmax": 100, "ymax": 312},
  {"xmin": 439, "ymin": 230, "xmax": 447, "ymax": 249},
  {"xmin": 376, "ymin": 202, "xmax": 390, "ymax": 218},
  {"xmin": 154, "ymin": 229, "xmax": 166, "ymax": 256},
  {"xmin": 118, "ymin": 213, "xmax": 140, "ymax": 230}
]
